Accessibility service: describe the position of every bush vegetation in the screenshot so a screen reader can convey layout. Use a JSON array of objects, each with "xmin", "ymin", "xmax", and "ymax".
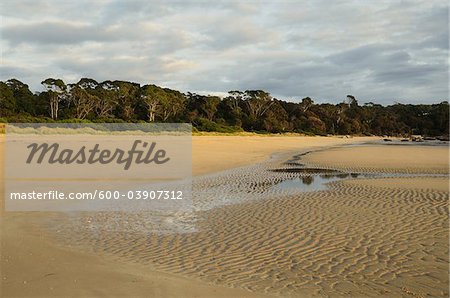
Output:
[{"xmin": 0, "ymin": 78, "xmax": 448, "ymax": 136}]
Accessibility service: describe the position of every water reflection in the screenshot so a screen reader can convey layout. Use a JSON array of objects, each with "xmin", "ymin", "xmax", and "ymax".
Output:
[
  {"xmin": 270, "ymin": 168, "xmax": 367, "ymax": 192},
  {"xmin": 271, "ymin": 168, "xmax": 340, "ymax": 174},
  {"xmin": 302, "ymin": 176, "xmax": 314, "ymax": 185}
]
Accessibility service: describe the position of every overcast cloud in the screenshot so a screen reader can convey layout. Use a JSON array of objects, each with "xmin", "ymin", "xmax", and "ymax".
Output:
[{"xmin": 0, "ymin": 0, "xmax": 448, "ymax": 104}]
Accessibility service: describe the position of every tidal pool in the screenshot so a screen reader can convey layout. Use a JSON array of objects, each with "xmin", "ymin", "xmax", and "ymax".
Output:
[{"xmin": 271, "ymin": 172, "xmax": 365, "ymax": 192}]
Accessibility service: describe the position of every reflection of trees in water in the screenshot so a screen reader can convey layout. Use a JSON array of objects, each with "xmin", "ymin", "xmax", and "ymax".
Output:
[
  {"xmin": 302, "ymin": 176, "xmax": 314, "ymax": 185},
  {"xmin": 271, "ymin": 168, "xmax": 339, "ymax": 174},
  {"xmin": 337, "ymin": 173, "xmax": 350, "ymax": 179},
  {"xmin": 320, "ymin": 174, "xmax": 334, "ymax": 179}
]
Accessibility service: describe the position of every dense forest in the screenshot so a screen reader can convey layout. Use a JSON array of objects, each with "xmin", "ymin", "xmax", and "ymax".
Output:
[{"xmin": 0, "ymin": 78, "xmax": 448, "ymax": 136}]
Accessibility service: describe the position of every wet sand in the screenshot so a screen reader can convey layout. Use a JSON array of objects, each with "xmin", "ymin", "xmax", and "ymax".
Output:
[
  {"xmin": 192, "ymin": 135, "xmax": 375, "ymax": 175},
  {"xmin": 2, "ymin": 136, "xmax": 449, "ymax": 297},
  {"xmin": 301, "ymin": 144, "xmax": 449, "ymax": 174},
  {"xmin": 1, "ymin": 135, "xmax": 373, "ymax": 297}
]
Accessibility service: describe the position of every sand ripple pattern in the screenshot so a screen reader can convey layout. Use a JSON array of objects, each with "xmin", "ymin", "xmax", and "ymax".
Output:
[{"xmin": 51, "ymin": 151, "xmax": 449, "ymax": 297}]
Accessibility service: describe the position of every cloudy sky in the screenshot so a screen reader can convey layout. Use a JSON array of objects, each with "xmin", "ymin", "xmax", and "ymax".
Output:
[{"xmin": 1, "ymin": 0, "xmax": 448, "ymax": 104}]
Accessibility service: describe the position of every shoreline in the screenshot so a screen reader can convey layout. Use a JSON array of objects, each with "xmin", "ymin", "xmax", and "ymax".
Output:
[{"xmin": 192, "ymin": 135, "xmax": 377, "ymax": 175}]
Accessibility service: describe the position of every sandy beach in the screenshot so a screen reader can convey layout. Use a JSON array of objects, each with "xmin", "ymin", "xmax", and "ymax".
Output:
[
  {"xmin": 1, "ymin": 135, "xmax": 449, "ymax": 297},
  {"xmin": 3, "ymin": 0, "xmax": 448, "ymax": 296}
]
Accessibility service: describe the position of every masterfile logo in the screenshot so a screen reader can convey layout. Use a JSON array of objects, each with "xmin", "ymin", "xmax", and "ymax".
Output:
[
  {"xmin": 26, "ymin": 140, "xmax": 170, "ymax": 170},
  {"xmin": 5, "ymin": 123, "xmax": 192, "ymax": 212}
]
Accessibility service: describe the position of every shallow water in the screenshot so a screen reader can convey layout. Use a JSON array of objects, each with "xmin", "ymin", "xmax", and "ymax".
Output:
[
  {"xmin": 270, "ymin": 142, "xmax": 449, "ymax": 192},
  {"xmin": 271, "ymin": 173, "xmax": 366, "ymax": 192},
  {"xmin": 357, "ymin": 139, "xmax": 449, "ymax": 147},
  {"xmin": 271, "ymin": 175, "xmax": 341, "ymax": 191}
]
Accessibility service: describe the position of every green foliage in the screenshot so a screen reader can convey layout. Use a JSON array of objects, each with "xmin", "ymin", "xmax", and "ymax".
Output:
[
  {"xmin": 0, "ymin": 78, "xmax": 448, "ymax": 136},
  {"xmin": 41, "ymin": 78, "xmax": 66, "ymax": 91},
  {"xmin": 91, "ymin": 117, "xmax": 127, "ymax": 123},
  {"xmin": 195, "ymin": 118, "xmax": 243, "ymax": 133},
  {"xmin": 0, "ymin": 82, "xmax": 16, "ymax": 115},
  {"xmin": 6, "ymin": 114, "xmax": 54, "ymax": 123},
  {"xmin": 57, "ymin": 118, "xmax": 93, "ymax": 123}
]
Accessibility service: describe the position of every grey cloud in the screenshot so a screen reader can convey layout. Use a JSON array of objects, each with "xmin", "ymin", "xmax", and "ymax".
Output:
[
  {"xmin": 416, "ymin": 32, "xmax": 449, "ymax": 50},
  {"xmin": 55, "ymin": 55, "xmax": 164, "ymax": 83},
  {"xmin": 372, "ymin": 64, "xmax": 446, "ymax": 85},
  {"xmin": 202, "ymin": 20, "xmax": 271, "ymax": 49},
  {"xmin": 184, "ymin": 41, "xmax": 447, "ymax": 103},
  {"xmin": 328, "ymin": 44, "xmax": 392, "ymax": 66},
  {"xmin": 0, "ymin": 0, "xmax": 448, "ymax": 104},
  {"xmin": 0, "ymin": 65, "xmax": 35, "ymax": 79},
  {"xmin": 2, "ymin": 22, "xmax": 122, "ymax": 45}
]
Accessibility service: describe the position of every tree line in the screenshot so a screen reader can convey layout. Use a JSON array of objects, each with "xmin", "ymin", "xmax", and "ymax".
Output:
[{"xmin": 0, "ymin": 78, "xmax": 448, "ymax": 136}]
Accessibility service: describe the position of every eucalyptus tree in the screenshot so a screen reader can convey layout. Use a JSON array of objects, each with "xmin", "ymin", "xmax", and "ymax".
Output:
[
  {"xmin": 158, "ymin": 89, "xmax": 185, "ymax": 121},
  {"xmin": 113, "ymin": 80, "xmax": 140, "ymax": 120},
  {"xmin": 0, "ymin": 81, "xmax": 16, "ymax": 116},
  {"xmin": 41, "ymin": 78, "xmax": 67, "ymax": 120},
  {"xmin": 299, "ymin": 97, "xmax": 313, "ymax": 113},
  {"xmin": 243, "ymin": 90, "xmax": 274, "ymax": 119},
  {"xmin": 186, "ymin": 93, "xmax": 221, "ymax": 122},
  {"xmin": 96, "ymin": 81, "xmax": 119, "ymax": 118},
  {"xmin": 5, "ymin": 79, "xmax": 34, "ymax": 114},
  {"xmin": 140, "ymin": 84, "xmax": 165, "ymax": 122},
  {"xmin": 67, "ymin": 83, "xmax": 98, "ymax": 119}
]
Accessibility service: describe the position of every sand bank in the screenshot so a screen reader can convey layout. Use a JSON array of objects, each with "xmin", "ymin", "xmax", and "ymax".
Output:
[
  {"xmin": 301, "ymin": 144, "xmax": 449, "ymax": 174},
  {"xmin": 192, "ymin": 135, "xmax": 376, "ymax": 175},
  {"xmin": 343, "ymin": 177, "xmax": 449, "ymax": 192}
]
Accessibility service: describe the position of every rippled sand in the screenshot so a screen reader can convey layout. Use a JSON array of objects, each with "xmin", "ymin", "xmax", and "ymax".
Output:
[
  {"xmin": 302, "ymin": 144, "xmax": 449, "ymax": 174},
  {"xmin": 50, "ymin": 144, "xmax": 449, "ymax": 297},
  {"xmin": 2, "ymin": 135, "xmax": 377, "ymax": 297}
]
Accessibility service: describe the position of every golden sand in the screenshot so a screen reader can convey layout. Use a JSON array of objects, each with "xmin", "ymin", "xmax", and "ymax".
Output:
[
  {"xmin": 344, "ymin": 177, "xmax": 449, "ymax": 192},
  {"xmin": 192, "ymin": 135, "xmax": 376, "ymax": 175},
  {"xmin": 1, "ymin": 136, "xmax": 449, "ymax": 297},
  {"xmin": 0, "ymin": 135, "xmax": 374, "ymax": 297},
  {"xmin": 301, "ymin": 145, "xmax": 449, "ymax": 174}
]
